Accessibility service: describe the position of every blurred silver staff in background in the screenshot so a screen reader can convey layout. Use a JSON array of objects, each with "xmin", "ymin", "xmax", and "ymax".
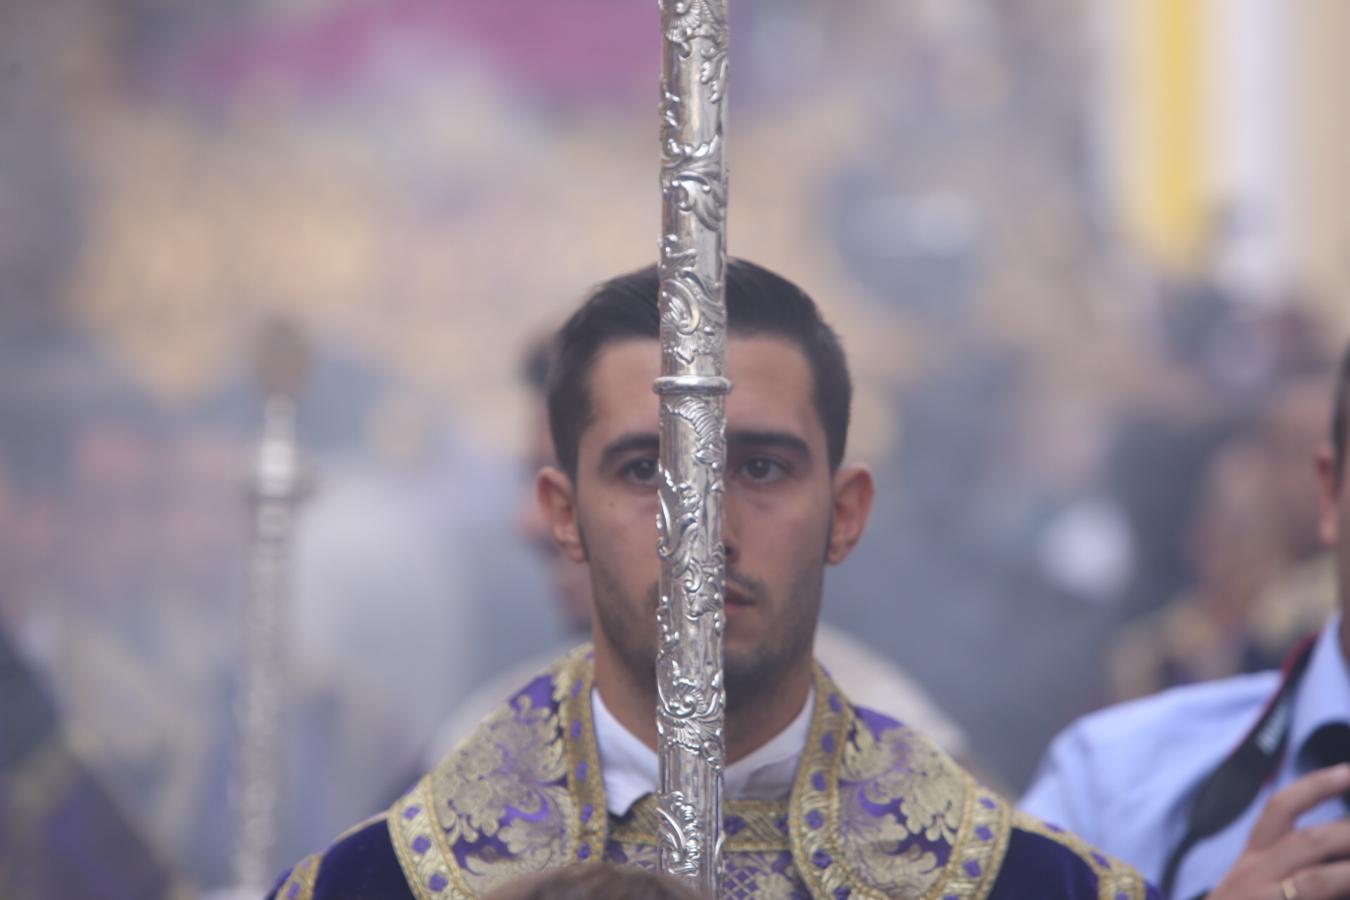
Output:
[{"xmin": 232, "ymin": 319, "xmax": 313, "ymax": 891}]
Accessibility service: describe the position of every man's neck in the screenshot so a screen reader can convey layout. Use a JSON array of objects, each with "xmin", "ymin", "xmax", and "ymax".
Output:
[{"xmin": 592, "ymin": 648, "xmax": 814, "ymax": 764}]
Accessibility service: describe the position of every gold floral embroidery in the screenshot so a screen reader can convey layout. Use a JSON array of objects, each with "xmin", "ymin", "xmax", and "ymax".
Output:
[
  {"xmin": 273, "ymin": 852, "xmax": 322, "ymax": 900},
  {"xmin": 385, "ymin": 649, "xmax": 1144, "ymax": 900},
  {"xmin": 613, "ymin": 796, "xmax": 791, "ymax": 853},
  {"xmin": 558, "ymin": 648, "xmax": 608, "ymax": 864},
  {"xmin": 610, "ymin": 796, "xmax": 808, "ymax": 899},
  {"xmin": 390, "ymin": 781, "xmax": 466, "ymax": 900},
  {"xmin": 1012, "ymin": 812, "xmax": 1150, "ymax": 900},
  {"xmin": 793, "ymin": 666, "xmax": 1008, "ymax": 899},
  {"xmin": 429, "ymin": 690, "xmax": 568, "ymax": 844},
  {"xmin": 936, "ymin": 783, "xmax": 1009, "ymax": 900},
  {"xmin": 389, "ymin": 649, "xmax": 593, "ymax": 897}
]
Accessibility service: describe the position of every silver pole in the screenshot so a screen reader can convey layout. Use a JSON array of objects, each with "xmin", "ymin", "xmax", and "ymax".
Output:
[
  {"xmin": 232, "ymin": 322, "xmax": 311, "ymax": 891},
  {"xmin": 654, "ymin": 1, "xmax": 730, "ymax": 895}
]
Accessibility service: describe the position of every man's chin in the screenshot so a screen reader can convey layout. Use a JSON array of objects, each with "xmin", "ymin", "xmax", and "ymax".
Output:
[{"xmin": 722, "ymin": 648, "xmax": 784, "ymax": 709}]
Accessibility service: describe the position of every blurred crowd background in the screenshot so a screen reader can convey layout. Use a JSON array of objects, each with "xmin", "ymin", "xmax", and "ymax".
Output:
[{"xmin": 2, "ymin": 0, "xmax": 1348, "ymax": 895}]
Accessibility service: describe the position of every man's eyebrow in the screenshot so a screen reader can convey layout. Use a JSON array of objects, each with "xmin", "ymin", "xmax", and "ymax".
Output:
[
  {"xmin": 597, "ymin": 432, "xmax": 659, "ymax": 470},
  {"xmin": 598, "ymin": 429, "xmax": 811, "ymax": 469},
  {"xmin": 727, "ymin": 429, "xmax": 811, "ymax": 458}
]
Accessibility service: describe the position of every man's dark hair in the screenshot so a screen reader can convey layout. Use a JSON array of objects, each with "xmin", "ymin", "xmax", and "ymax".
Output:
[
  {"xmin": 1334, "ymin": 341, "xmax": 1350, "ymax": 485},
  {"xmin": 547, "ymin": 259, "xmax": 851, "ymax": 477}
]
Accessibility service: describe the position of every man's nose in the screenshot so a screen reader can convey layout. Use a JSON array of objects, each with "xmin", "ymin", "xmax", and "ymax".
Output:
[{"xmin": 721, "ymin": 501, "xmax": 739, "ymax": 567}]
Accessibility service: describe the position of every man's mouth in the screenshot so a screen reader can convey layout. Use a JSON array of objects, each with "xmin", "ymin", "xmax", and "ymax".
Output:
[{"xmin": 724, "ymin": 586, "xmax": 754, "ymax": 609}]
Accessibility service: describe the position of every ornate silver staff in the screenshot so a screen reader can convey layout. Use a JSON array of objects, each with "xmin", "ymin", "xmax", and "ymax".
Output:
[
  {"xmin": 232, "ymin": 319, "xmax": 312, "ymax": 891},
  {"xmin": 653, "ymin": 0, "xmax": 730, "ymax": 895}
]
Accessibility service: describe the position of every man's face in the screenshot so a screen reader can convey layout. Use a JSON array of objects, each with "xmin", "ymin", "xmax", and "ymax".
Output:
[
  {"xmin": 1264, "ymin": 378, "xmax": 1332, "ymax": 558},
  {"xmin": 541, "ymin": 335, "xmax": 872, "ymax": 709},
  {"xmin": 1319, "ymin": 436, "xmax": 1350, "ymax": 612}
]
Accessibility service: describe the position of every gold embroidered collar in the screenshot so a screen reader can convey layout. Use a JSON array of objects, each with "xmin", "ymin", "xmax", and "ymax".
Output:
[{"xmin": 389, "ymin": 646, "xmax": 1012, "ymax": 899}]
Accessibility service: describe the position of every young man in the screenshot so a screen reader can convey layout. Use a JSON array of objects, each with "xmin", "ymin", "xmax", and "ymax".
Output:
[
  {"xmin": 271, "ymin": 260, "xmax": 1154, "ymax": 898},
  {"xmin": 422, "ymin": 336, "xmax": 970, "ymax": 764},
  {"xmin": 1022, "ymin": 343, "xmax": 1350, "ymax": 900}
]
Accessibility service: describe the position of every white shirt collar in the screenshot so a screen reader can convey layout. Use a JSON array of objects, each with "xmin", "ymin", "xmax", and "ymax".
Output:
[{"xmin": 591, "ymin": 685, "xmax": 816, "ymax": 816}]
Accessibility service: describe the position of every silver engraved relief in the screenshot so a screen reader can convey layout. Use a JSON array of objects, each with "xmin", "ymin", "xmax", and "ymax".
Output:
[
  {"xmin": 655, "ymin": 0, "xmax": 730, "ymax": 895},
  {"xmin": 662, "ymin": 135, "xmax": 727, "ymax": 231},
  {"xmin": 656, "ymin": 791, "xmax": 704, "ymax": 878}
]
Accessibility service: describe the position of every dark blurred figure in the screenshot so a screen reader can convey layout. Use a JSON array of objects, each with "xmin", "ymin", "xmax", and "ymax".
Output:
[
  {"xmin": 0, "ymin": 397, "xmax": 180, "ymax": 900},
  {"xmin": 8, "ymin": 350, "xmax": 254, "ymax": 890},
  {"xmin": 483, "ymin": 864, "xmax": 704, "ymax": 900},
  {"xmin": 1105, "ymin": 432, "xmax": 1284, "ymax": 700},
  {"xmin": 1103, "ymin": 308, "xmax": 1337, "ymax": 702},
  {"xmin": 1243, "ymin": 366, "xmax": 1340, "ymax": 661}
]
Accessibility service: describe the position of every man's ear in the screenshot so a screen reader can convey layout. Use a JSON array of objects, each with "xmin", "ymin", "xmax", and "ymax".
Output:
[
  {"xmin": 1315, "ymin": 443, "xmax": 1341, "ymax": 548},
  {"xmin": 827, "ymin": 464, "xmax": 875, "ymax": 565},
  {"xmin": 538, "ymin": 465, "xmax": 586, "ymax": 563}
]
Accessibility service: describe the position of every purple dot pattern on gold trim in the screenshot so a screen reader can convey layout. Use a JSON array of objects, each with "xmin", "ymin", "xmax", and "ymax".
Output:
[
  {"xmin": 403, "ymin": 805, "xmax": 421, "ymax": 820},
  {"xmin": 429, "ymin": 873, "xmax": 448, "ymax": 893},
  {"xmin": 412, "ymin": 835, "xmax": 431, "ymax": 855},
  {"xmin": 964, "ymin": 860, "xmax": 981, "ymax": 878}
]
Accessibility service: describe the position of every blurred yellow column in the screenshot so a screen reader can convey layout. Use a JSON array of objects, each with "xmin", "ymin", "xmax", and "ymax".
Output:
[
  {"xmin": 1116, "ymin": 0, "xmax": 1211, "ymax": 271},
  {"xmin": 1287, "ymin": 1, "xmax": 1350, "ymax": 333}
]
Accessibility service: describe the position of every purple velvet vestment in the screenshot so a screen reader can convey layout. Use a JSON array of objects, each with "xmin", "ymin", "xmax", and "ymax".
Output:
[{"xmin": 271, "ymin": 648, "xmax": 1159, "ymax": 899}]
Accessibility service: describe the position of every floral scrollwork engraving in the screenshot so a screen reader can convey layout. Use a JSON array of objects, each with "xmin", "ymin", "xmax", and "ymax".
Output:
[
  {"xmin": 657, "ymin": 791, "xmax": 704, "ymax": 878},
  {"xmin": 661, "ymin": 134, "xmax": 727, "ymax": 232},
  {"xmin": 656, "ymin": 0, "xmax": 729, "ymax": 893}
]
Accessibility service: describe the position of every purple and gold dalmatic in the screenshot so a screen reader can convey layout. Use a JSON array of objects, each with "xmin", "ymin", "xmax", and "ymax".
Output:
[{"xmin": 270, "ymin": 648, "xmax": 1158, "ymax": 899}]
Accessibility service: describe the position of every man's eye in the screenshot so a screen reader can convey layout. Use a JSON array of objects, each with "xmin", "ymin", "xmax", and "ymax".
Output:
[
  {"xmin": 740, "ymin": 457, "xmax": 786, "ymax": 483},
  {"xmin": 621, "ymin": 458, "xmax": 660, "ymax": 485}
]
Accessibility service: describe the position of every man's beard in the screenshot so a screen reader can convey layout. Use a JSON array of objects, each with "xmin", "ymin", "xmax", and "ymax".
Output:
[
  {"xmin": 720, "ymin": 567, "xmax": 821, "ymax": 711},
  {"xmin": 587, "ymin": 543, "xmax": 823, "ymax": 712}
]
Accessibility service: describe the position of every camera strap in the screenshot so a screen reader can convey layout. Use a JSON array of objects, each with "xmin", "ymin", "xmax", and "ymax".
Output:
[{"xmin": 1160, "ymin": 635, "xmax": 1317, "ymax": 899}]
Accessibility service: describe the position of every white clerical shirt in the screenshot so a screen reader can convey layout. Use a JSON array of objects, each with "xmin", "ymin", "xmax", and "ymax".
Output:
[{"xmin": 591, "ymin": 687, "xmax": 815, "ymax": 816}]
